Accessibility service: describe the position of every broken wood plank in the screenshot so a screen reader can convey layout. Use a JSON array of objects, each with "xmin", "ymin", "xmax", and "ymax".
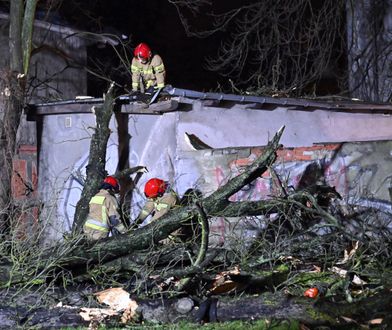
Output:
[
  {"xmin": 120, "ymin": 99, "xmax": 179, "ymax": 114},
  {"xmin": 32, "ymin": 103, "xmax": 95, "ymax": 115}
]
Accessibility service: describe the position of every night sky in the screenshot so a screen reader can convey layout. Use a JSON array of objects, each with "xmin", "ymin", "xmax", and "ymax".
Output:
[
  {"xmin": 0, "ymin": 1, "xmax": 346, "ymax": 97},
  {"xmin": 55, "ymin": 0, "xmax": 228, "ymax": 95}
]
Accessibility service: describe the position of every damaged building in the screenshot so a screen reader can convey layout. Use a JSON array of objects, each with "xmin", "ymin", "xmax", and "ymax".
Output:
[
  {"xmin": 1, "ymin": 8, "xmax": 392, "ymax": 245},
  {"xmin": 0, "ymin": 12, "xmax": 116, "ymax": 237},
  {"xmin": 26, "ymin": 88, "xmax": 392, "ymax": 245}
]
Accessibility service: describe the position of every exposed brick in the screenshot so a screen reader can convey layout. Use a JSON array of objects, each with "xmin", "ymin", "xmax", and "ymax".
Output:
[
  {"xmin": 19, "ymin": 145, "xmax": 37, "ymax": 154},
  {"xmin": 229, "ymin": 144, "xmax": 341, "ymax": 169},
  {"xmin": 12, "ymin": 159, "xmax": 27, "ymax": 199},
  {"xmin": 31, "ymin": 162, "xmax": 38, "ymax": 196}
]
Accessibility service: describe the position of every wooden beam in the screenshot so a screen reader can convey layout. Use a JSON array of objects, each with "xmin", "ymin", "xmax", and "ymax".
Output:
[
  {"xmin": 28, "ymin": 99, "xmax": 183, "ymax": 119},
  {"xmin": 26, "ymin": 93, "xmax": 392, "ymax": 120},
  {"xmin": 120, "ymin": 99, "xmax": 179, "ymax": 114},
  {"xmin": 34, "ymin": 103, "xmax": 95, "ymax": 115}
]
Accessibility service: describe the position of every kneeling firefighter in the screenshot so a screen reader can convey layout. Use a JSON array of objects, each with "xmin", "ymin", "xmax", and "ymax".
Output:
[
  {"xmin": 83, "ymin": 176, "xmax": 126, "ymax": 241},
  {"xmin": 134, "ymin": 178, "xmax": 179, "ymax": 226}
]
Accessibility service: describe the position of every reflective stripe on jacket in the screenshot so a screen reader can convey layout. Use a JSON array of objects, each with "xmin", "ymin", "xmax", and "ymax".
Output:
[
  {"xmin": 83, "ymin": 189, "xmax": 123, "ymax": 239},
  {"xmin": 131, "ymin": 54, "xmax": 166, "ymax": 91},
  {"xmin": 136, "ymin": 189, "xmax": 179, "ymax": 224},
  {"xmin": 84, "ymin": 218, "xmax": 109, "ymax": 232},
  {"xmin": 85, "ymin": 195, "xmax": 110, "ymax": 232}
]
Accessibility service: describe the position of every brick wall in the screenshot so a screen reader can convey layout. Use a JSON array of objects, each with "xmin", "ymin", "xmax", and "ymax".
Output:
[
  {"xmin": 11, "ymin": 145, "xmax": 39, "ymax": 238},
  {"xmin": 177, "ymin": 141, "xmax": 392, "ymax": 247}
]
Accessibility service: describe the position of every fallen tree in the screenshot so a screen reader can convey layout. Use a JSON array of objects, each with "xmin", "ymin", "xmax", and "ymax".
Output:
[
  {"xmin": 0, "ymin": 123, "xmax": 285, "ymax": 285},
  {"xmin": 1, "ymin": 84, "xmax": 392, "ymax": 327}
]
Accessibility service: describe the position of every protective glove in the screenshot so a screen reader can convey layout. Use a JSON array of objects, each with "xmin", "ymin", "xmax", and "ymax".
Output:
[
  {"xmin": 129, "ymin": 90, "xmax": 141, "ymax": 96},
  {"xmin": 145, "ymin": 86, "xmax": 156, "ymax": 94},
  {"xmin": 137, "ymin": 166, "xmax": 149, "ymax": 174}
]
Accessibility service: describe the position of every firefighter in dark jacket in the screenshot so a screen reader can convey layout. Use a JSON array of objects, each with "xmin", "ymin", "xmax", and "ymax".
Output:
[
  {"xmin": 131, "ymin": 42, "xmax": 166, "ymax": 93},
  {"xmin": 83, "ymin": 176, "xmax": 126, "ymax": 240}
]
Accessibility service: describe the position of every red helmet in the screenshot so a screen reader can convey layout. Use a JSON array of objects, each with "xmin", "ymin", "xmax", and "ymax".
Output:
[
  {"xmin": 134, "ymin": 43, "xmax": 151, "ymax": 62},
  {"xmin": 104, "ymin": 176, "xmax": 120, "ymax": 192},
  {"xmin": 144, "ymin": 178, "xmax": 166, "ymax": 198}
]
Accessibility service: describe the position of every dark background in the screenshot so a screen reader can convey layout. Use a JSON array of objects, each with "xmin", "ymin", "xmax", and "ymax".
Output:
[
  {"xmin": 54, "ymin": 0, "xmax": 346, "ymax": 97},
  {"xmin": 0, "ymin": 0, "xmax": 347, "ymax": 97},
  {"xmin": 56, "ymin": 0, "xmax": 227, "ymax": 95}
]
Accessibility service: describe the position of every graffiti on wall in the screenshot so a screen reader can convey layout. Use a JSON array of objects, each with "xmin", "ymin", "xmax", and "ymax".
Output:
[
  {"xmin": 56, "ymin": 139, "xmax": 392, "ymax": 244},
  {"xmin": 201, "ymin": 141, "xmax": 392, "ymax": 246},
  {"xmin": 208, "ymin": 142, "xmax": 392, "ymax": 202},
  {"xmin": 60, "ymin": 143, "xmax": 120, "ymax": 231}
]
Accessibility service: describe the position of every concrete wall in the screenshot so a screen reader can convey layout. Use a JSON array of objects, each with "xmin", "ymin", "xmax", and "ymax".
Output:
[
  {"xmin": 39, "ymin": 100, "xmax": 392, "ymax": 244},
  {"xmin": 39, "ymin": 112, "xmax": 120, "ymax": 240},
  {"xmin": 176, "ymin": 142, "xmax": 392, "ymax": 246},
  {"xmin": 172, "ymin": 102, "xmax": 392, "ymax": 195},
  {"xmin": 176, "ymin": 102, "xmax": 392, "ymax": 150}
]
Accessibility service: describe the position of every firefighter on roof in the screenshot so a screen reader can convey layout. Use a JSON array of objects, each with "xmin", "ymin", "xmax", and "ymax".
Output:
[
  {"xmin": 83, "ymin": 176, "xmax": 126, "ymax": 240},
  {"xmin": 131, "ymin": 43, "xmax": 166, "ymax": 93}
]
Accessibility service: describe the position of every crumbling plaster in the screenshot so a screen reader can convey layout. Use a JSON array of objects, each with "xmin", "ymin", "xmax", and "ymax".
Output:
[{"xmin": 37, "ymin": 100, "xmax": 392, "ymax": 243}]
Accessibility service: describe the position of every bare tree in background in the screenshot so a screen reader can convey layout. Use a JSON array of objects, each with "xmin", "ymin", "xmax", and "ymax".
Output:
[
  {"xmin": 0, "ymin": 0, "xmax": 93, "ymax": 238},
  {"xmin": 171, "ymin": 0, "xmax": 392, "ymax": 102},
  {"xmin": 346, "ymin": 0, "xmax": 392, "ymax": 102},
  {"xmin": 0, "ymin": 0, "xmax": 38, "ymax": 233},
  {"xmin": 171, "ymin": 0, "xmax": 347, "ymax": 96}
]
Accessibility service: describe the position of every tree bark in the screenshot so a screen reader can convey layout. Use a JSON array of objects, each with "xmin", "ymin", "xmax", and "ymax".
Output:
[
  {"xmin": 61, "ymin": 126, "xmax": 285, "ymax": 271},
  {"xmin": 346, "ymin": 0, "xmax": 392, "ymax": 102},
  {"xmin": 72, "ymin": 83, "xmax": 117, "ymax": 232},
  {"xmin": 0, "ymin": 126, "xmax": 285, "ymax": 287},
  {"xmin": 0, "ymin": 0, "xmax": 36, "ymax": 231}
]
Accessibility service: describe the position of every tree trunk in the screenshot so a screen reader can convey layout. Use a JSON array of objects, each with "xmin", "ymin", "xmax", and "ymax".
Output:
[
  {"xmin": 0, "ymin": 71, "xmax": 23, "ymax": 232},
  {"xmin": 0, "ymin": 0, "xmax": 36, "ymax": 232},
  {"xmin": 72, "ymin": 83, "xmax": 117, "ymax": 232},
  {"xmin": 62, "ymin": 127, "xmax": 285, "ymax": 270},
  {"xmin": 0, "ymin": 127, "xmax": 285, "ymax": 286},
  {"xmin": 346, "ymin": 0, "xmax": 392, "ymax": 102}
]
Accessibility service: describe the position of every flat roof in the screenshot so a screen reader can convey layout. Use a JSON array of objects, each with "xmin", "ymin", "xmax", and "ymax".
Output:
[{"xmin": 25, "ymin": 87, "xmax": 392, "ymax": 120}]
